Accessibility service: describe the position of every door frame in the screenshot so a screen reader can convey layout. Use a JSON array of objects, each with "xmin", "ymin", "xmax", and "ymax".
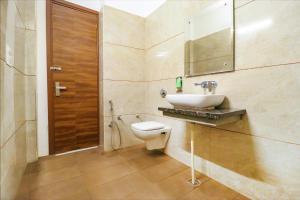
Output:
[{"xmin": 46, "ymin": 0, "xmax": 102, "ymax": 154}]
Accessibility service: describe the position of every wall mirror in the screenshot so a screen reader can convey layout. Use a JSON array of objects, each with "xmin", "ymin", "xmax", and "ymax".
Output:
[{"xmin": 184, "ymin": 0, "xmax": 234, "ymax": 77}]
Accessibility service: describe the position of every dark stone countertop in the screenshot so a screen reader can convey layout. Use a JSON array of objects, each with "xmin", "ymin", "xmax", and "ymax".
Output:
[{"xmin": 158, "ymin": 107, "xmax": 246, "ymax": 126}]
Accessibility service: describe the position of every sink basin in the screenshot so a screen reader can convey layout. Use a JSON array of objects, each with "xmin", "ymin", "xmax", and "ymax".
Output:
[{"xmin": 166, "ymin": 94, "xmax": 225, "ymax": 109}]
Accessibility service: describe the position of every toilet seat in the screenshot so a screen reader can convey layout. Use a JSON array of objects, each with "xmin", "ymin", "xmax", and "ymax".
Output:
[
  {"xmin": 132, "ymin": 121, "xmax": 165, "ymax": 131},
  {"xmin": 131, "ymin": 121, "xmax": 171, "ymax": 150}
]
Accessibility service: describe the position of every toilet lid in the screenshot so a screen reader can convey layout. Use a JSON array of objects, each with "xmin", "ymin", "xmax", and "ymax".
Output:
[{"xmin": 131, "ymin": 121, "xmax": 165, "ymax": 131}]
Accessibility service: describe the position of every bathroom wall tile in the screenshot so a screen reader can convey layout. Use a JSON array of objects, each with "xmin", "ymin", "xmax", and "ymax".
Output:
[
  {"xmin": 15, "ymin": 123, "xmax": 28, "ymax": 177},
  {"xmin": 26, "ymin": 120, "xmax": 37, "ymax": 163},
  {"xmin": 25, "ymin": 76, "xmax": 36, "ymax": 121},
  {"xmin": 145, "ymin": 34, "xmax": 184, "ymax": 81},
  {"xmin": 25, "ymin": 30, "xmax": 36, "ymax": 75},
  {"xmin": 103, "ymin": 80, "xmax": 146, "ymax": 116},
  {"xmin": 14, "ymin": 70, "xmax": 26, "ymax": 130},
  {"xmin": 14, "ymin": 0, "xmax": 26, "ymax": 23},
  {"xmin": 24, "ymin": 0, "xmax": 36, "ymax": 30},
  {"xmin": 1, "ymin": 123, "xmax": 27, "ymax": 200},
  {"xmin": 183, "ymin": 63, "xmax": 300, "ymax": 145},
  {"xmin": 235, "ymin": 0, "xmax": 300, "ymax": 69},
  {"xmin": 145, "ymin": 0, "xmax": 185, "ymax": 48},
  {"xmin": 0, "ymin": 61, "xmax": 15, "ymax": 146},
  {"xmin": 14, "ymin": 24, "xmax": 26, "ymax": 73},
  {"xmin": 103, "ymin": 115, "xmax": 143, "ymax": 151},
  {"xmin": 144, "ymin": 79, "xmax": 176, "ymax": 116},
  {"xmin": 143, "ymin": 0, "xmax": 300, "ymax": 199},
  {"xmin": 208, "ymin": 129, "xmax": 300, "ymax": 199},
  {"xmin": 0, "ymin": 62, "xmax": 25, "ymax": 147},
  {"xmin": 0, "ymin": 0, "xmax": 20, "ymax": 66},
  {"xmin": 103, "ymin": 43, "xmax": 145, "ymax": 81},
  {"xmin": 235, "ymin": 0, "xmax": 255, "ymax": 9},
  {"xmin": 103, "ymin": 6, "xmax": 144, "ymax": 49}
]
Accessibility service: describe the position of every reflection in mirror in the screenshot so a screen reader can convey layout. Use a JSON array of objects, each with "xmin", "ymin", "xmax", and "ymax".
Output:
[{"xmin": 185, "ymin": 0, "xmax": 234, "ymax": 77}]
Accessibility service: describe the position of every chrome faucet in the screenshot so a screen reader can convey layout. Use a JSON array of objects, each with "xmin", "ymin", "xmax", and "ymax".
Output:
[{"xmin": 194, "ymin": 81, "xmax": 218, "ymax": 94}]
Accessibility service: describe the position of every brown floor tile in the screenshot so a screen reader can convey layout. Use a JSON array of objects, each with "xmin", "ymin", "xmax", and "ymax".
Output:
[
  {"xmin": 88, "ymin": 172, "xmax": 154, "ymax": 200},
  {"xmin": 27, "ymin": 166, "xmax": 81, "ymax": 191},
  {"xmin": 140, "ymin": 159, "xmax": 188, "ymax": 183},
  {"xmin": 126, "ymin": 150, "xmax": 170, "ymax": 170},
  {"xmin": 29, "ymin": 176, "xmax": 91, "ymax": 200},
  {"xmin": 81, "ymin": 162, "xmax": 136, "ymax": 187},
  {"xmin": 118, "ymin": 146, "xmax": 150, "ymax": 161},
  {"xmin": 25, "ymin": 154, "xmax": 77, "ymax": 175},
  {"xmin": 77, "ymin": 152, "xmax": 125, "ymax": 173},
  {"xmin": 233, "ymin": 193, "xmax": 251, "ymax": 200},
  {"xmin": 15, "ymin": 145, "xmax": 248, "ymax": 200},
  {"xmin": 157, "ymin": 169, "xmax": 210, "ymax": 199},
  {"xmin": 181, "ymin": 179, "xmax": 240, "ymax": 200}
]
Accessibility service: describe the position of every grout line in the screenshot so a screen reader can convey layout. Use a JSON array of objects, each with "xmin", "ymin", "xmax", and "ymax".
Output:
[
  {"xmin": 235, "ymin": 61, "xmax": 300, "ymax": 72},
  {"xmin": 104, "ymin": 61, "xmax": 300, "ymax": 83},
  {"xmin": 104, "ymin": 42, "xmax": 145, "ymax": 51},
  {"xmin": 0, "ymin": 120, "xmax": 27, "ymax": 149},
  {"xmin": 143, "ymin": 113, "xmax": 300, "ymax": 146},
  {"xmin": 145, "ymin": 32, "xmax": 184, "ymax": 50},
  {"xmin": 103, "ymin": 78, "xmax": 148, "ymax": 83},
  {"xmin": 3, "ymin": 60, "xmax": 36, "ymax": 77},
  {"xmin": 235, "ymin": 0, "xmax": 256, "ymax": 9}
]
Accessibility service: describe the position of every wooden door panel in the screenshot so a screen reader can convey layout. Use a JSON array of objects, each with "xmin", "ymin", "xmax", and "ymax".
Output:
[{"xmin": 48, "ymin": 0, "xmax": 99, "ymax": 154}]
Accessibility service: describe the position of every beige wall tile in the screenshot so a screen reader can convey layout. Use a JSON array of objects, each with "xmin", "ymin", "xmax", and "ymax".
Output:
[
  {"xmin": 235, "ymin": 0, "xmax": 254, "ymax": 9},
  {"xmin": 26, "ymin": 120, "xmax": 37, "ymax": 163},
  {"xmin": 145, "ymin": 0, "xmax": 185, "ymax": 49},
  {"xmin": 14, "ymin": 25, "xmax": 26, "ymax": 73},
  {"xmin": 103, "ymin": 6, "xmax": 145, "ymax": 49},
  {"xmin": 14, "ymin": 70, "xmax": 26, "ymax": 130},
  {"xmin": 1, "ymin": 1, "xmax": 36, "ymax": 199},
  {"xmin": 0, "ymin": 0, "xmax": 21, "ymax": 66},
  {"xmin": 25, "ymin": 30, "xmax": 36, "ymax": 75},
  {"xmin": 103, "ymin": 80, "xmax": 146, "ymax": 117},
  {"xmin": 235, "ymin": 0, "xmax": 300, "ymax": 69},
  {"xmin": 144, "ymin": 79, "xmax": 176, "ymax": 116},
  {"xmin": 25, "ymin": 76, "xmax": 36, "ymax": 121},
  {"xmin": 143, "ymin": 1, "xmax": 300, "ymax": 199},
  {"xmin": 103, "ymin": 115, "xmax": 143, "ymax": 151},
  {"xmin": 0, "ymin": 62, "xmax": 26, "ymax": 146},
  {"xmin": 184, "ymin": 63, "xmax": 300, "ymax": 144},
  {"xmin": 24, "ymin": 0, "xmax": 36, "ymax": 30},
  {"xmin": 103, "ymin": 43, "xmax": 145, "ymax": 81},
  {"xmin": 0, "ymin": 61, "xmax": 15, "ymax": 146},
  {"xmin": 145, "ymin": 34, "xmax": 184, "ymax": 81},
  {"xmin": 1, "ymin": 123, "xmax": 27, "ymax": 200}
]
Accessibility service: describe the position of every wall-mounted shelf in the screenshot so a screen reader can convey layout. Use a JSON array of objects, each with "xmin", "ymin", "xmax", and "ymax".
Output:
[{"xmin": 158, "ymin": 107, "xmax": 246, "ymax": 127}]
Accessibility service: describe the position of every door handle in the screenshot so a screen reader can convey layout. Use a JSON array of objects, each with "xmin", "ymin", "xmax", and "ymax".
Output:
[
  {"xmin": 50, "ymin": 66, "xmax": 62, "ymax": 71},
  {"xmin": 55, "ymin": 82, "xmax": 67, "ymax": 96}
]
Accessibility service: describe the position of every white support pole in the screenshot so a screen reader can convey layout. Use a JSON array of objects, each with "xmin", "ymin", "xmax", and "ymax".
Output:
[
  {"xmin": 189, "ymin": 123, "xmax": 200, "ymax": 186},
  {"xmin": 191, "ymin": 125, "xmax": 195, "ymax": 184}
]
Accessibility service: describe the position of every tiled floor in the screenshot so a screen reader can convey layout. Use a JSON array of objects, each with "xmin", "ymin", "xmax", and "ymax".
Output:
[{"xmin": 16, "ymin": 145, "xmax": 249, "ymax": 200}]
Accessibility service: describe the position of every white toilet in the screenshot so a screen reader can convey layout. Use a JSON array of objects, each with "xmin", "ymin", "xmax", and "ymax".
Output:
[{"xmin": 131, "ymin": 121, "xmax": 171, "ymax": 150}]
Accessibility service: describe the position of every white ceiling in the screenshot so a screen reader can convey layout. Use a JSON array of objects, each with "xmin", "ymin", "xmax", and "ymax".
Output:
[{"xmin": 65, "ymin": 0, "xmax": 166, "ymax": 17}]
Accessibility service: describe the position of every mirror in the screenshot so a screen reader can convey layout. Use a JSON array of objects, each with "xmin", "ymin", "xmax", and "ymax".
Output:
[{"xmin": 185, "ymin": 0, "xmax": 234, "ymax": 77}]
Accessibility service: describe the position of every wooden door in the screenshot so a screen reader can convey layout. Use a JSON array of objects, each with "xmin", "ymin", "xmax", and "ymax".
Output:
[{"xmin": 47, "ymin": 0, "xmax": 99, "ymax": 154}]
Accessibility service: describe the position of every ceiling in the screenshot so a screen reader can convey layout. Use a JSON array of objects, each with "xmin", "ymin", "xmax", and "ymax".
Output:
[{"xmin": 65, "ymin": 0, "xmax": 166, "ymax": 17}]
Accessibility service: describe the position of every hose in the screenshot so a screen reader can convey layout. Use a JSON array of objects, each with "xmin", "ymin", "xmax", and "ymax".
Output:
[
  {"xmin": 108, "ymin": 100, "xmax": 122, "ymax": 150},
  {"xmin": 109, "ymin": 119, "xmax": 122, "ymax": 150}
]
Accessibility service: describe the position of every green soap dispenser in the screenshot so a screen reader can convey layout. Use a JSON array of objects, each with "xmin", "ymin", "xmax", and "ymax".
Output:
[{"xmin": 176, "ymin": 76, "xmax": 183, "ymax": 93}]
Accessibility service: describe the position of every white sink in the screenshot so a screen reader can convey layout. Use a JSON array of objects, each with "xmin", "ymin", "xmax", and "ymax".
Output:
[{"xmin": 166, "ymin": 94, "xmax": 225, "ymax": 109}]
